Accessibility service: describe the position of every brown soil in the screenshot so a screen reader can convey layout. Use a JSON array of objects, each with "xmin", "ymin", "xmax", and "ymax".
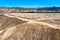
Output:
[
  {"xmin": 0, "ymin": 13, "xmax": 60, "ymax": 40},
  {"xmin": 0, "ymin": 15, "xmax": 27, "ymax": 30}
]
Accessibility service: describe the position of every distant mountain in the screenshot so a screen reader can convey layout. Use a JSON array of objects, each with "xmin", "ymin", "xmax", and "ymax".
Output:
[{"xmin": 0, "ymin": 6, "xmax": 60, "ymax": 13}]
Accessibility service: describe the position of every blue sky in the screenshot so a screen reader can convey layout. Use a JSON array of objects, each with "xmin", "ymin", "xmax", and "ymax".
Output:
[{"xmin": 0, "ymin": 0, "xmax": 60, "ymax": 7}]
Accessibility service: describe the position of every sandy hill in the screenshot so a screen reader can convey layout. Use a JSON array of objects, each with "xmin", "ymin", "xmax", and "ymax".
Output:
[{"xmin": 0, "ymin": 13, "xmax": 60, "ymax": 40}]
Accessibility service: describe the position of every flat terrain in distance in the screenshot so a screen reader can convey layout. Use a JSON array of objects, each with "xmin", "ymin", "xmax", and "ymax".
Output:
[{"xmin": 7, "ymin": 13, "xmax": 60, "ymax": 25}]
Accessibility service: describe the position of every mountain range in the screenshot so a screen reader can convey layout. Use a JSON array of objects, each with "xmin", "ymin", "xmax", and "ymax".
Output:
[{"xmin": 0, "ymin": 6, "xmax": 60, "ymax": 13}]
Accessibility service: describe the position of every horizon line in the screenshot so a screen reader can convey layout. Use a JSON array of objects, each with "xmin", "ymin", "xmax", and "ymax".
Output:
[{"xmin": 0, "ymin": 6, "xmax": 60, "ymax": 8}]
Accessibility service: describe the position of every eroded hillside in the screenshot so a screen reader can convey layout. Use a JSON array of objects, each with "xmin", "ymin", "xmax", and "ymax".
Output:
[{"xmin": 0, "ymin": 13, "xmax": 60, "ymax": 40}]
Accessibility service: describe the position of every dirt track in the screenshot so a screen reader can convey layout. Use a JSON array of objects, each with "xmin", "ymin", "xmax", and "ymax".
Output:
[{"xmin": 4, "ymin": 14, "xmax": 60, "ymax": 29}]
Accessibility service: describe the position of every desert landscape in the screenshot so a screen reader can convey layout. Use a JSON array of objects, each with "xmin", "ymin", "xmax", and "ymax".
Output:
[
  {"xmin": 0, "ymin": 13, "xmax": 60, "ymax": 40},
  {"xmin": 0, "ymin": 0, "xmax": 60, "ymax": 40}
]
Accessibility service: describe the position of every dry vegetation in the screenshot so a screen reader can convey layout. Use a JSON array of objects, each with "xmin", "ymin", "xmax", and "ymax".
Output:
[{"xmin": 0, "ymin": 13, "xmax": 60, "ymax": 40}]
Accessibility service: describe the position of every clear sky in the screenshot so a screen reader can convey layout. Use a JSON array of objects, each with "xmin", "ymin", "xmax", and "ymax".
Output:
[{"xmin": 0, "ymin": 0, "xmax": 60, "ymax": 8}]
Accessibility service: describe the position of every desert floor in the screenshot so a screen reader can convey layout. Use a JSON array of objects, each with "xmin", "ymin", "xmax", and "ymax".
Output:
[{"xmin": 0, "ymin": 13, "xmax": 60, "ymax": 40}]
